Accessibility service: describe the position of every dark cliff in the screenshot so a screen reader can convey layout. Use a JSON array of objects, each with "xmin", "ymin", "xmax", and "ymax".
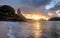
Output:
[{"xmin": 0, "ymin": 5, "xmax": 26, "ymax": 21}]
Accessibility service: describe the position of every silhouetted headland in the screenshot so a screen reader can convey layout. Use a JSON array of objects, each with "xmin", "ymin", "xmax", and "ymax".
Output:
[
  {"xmin": 0, "ymin": 5, "xmax": 26, "ymax": 21},
  {"xmin": 48, "ymin": 17, "xmax": 60, "ymax": 21}
]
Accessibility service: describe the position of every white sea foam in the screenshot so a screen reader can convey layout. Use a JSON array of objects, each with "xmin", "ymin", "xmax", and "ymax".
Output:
[{"xmin": 7, "ymin": 25, "xmax": 15, "ymax": 38}]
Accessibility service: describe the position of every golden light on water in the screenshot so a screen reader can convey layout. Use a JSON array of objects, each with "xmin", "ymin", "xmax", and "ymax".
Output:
[
  {"xmin": 32, "ymin": 21, "xmax": 40, "ymax": 38},
  {"xmin": 32, "ymin": 21, "xmax": 45, "ymax": 38},
  {"xmin": 22, "ymin": 12, "xmax": 49, "ymax": 38}
]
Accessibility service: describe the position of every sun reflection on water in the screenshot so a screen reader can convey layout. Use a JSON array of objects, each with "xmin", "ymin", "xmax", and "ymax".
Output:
[
  {"xmin": 31, "ymin": 21, "xmax": 45, "ymax": 38},
  {"xmin": 22, "ymin": 13, "xmax": 48, "ymax": 38}
]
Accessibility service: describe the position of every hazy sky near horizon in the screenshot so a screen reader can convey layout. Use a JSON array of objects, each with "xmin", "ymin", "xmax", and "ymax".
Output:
[{"xmin": 0, "ymin": 0, "xmax": 60, "ymax": 13}]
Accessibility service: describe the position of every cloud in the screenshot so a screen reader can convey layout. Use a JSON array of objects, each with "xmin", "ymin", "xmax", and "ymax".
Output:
[
  {"xmin": 0, "ymin": 0, "xmax": 19, "ymax": 7},
  {"xmin": 56, "ymin": 10, "xmax": 60, "ymax": 17},
  {"xmin": 19, "ymin": 0, "xmax": 52, "ymax": 7},
  {"xmin": 49, "ymin": 2, "xmax": 60, "ymax": 11},
  {"xmin": 18, "ymin": 0, "xmax": 52, "ymax": 13},
  {"xmin": 0, "ymin": 0, "xmax": 52, "ymax": 14},
  {"xmin": 0, "ymin": 0, "xmax": 52, "ymax": 9},
  {"xmin": 48, "ymin": 12, "xmax": 58, "ymax": 17}
]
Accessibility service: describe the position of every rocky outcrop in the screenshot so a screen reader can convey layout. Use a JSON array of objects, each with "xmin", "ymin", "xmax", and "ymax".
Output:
[
  {"xmin": 48, "ymin": 17, "xmax": 60, "ymax": 21},
  {"xmin": 17, "ymin": 9, "xmax": 26, "ymax": 21},
  {"xmin": 0, "ymin": 5, "xmax": 26, "ymax": 21}
]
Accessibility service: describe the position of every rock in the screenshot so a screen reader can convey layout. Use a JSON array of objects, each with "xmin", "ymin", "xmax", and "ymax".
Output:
[{"xmin": 48, "ymin": 17, "xmax": 60, "ymax": 21}]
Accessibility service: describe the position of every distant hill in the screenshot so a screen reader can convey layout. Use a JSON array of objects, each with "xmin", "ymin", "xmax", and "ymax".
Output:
[
  {"xmin": 0, "ymin": 5, "xmax": 26, "ymax": 21},
  {"xmin": 48, "ymin": 17, "xmax": 60, "ymax": 21}
]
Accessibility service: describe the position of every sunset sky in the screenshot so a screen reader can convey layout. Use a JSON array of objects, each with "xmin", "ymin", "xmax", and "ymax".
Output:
[{"xmin": 0, "ymin": 0, "xmax": 60, "ymax": 14}]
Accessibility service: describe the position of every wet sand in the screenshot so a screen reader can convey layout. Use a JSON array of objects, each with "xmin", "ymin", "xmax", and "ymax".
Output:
[{"xmin": 0, "ymin": 21, "xmax": 8, "ymax": 38}]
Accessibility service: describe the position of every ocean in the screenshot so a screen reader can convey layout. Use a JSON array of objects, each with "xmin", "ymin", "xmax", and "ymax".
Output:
[{"xmin": 0, "ymin": 21, "xmax": 60, "ymax": 38}]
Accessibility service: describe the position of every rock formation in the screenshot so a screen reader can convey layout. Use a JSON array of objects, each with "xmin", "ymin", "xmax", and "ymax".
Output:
[
  {"xmin": 48, "ymin": 17, "xmax": 60, "ymax": 21},
  {"xmin": 0, "ymin": 5, "xmax": 26, "ymax": 21},
  {"xmin": 17, "ymin": 9, "xmax": 26, "ymax": 21}
]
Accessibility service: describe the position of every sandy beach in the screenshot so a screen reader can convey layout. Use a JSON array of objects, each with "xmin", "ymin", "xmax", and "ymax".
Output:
[{"xmin": 0, "ymin": 21, "xmax": 8, "ymax": 38}]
